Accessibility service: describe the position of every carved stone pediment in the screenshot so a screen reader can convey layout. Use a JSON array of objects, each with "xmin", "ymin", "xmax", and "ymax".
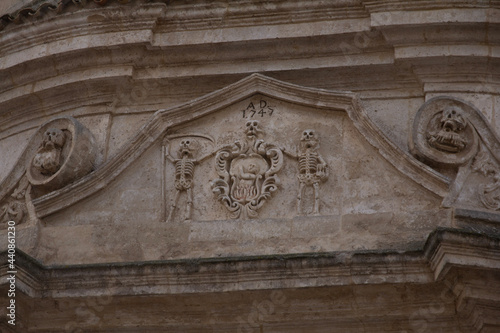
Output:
[
  {"xmin": 0, "ymin": 74, "xmax": 448, "ymax": 225},
  {"xmin": 1, "ymin": 74, "xmax": 458, "ymax": 263}
]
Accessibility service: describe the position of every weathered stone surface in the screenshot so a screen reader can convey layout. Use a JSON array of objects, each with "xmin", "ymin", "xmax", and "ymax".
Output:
[
  {"xmin": 0, "ymin": 0, "xmax": 499, "ymax": 331},
  {"xmin": 2, "ymin": 229, "xmax": 499, "ymax": 332},
  {"xmin": 26, "ymin": 116, "xmax": 99, "ymax": 194}
]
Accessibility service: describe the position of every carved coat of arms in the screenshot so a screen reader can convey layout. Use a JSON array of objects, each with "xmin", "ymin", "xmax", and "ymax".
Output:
[{"xmin": 211, "ymin": 120, "xmax": 283, "ymax": 219}]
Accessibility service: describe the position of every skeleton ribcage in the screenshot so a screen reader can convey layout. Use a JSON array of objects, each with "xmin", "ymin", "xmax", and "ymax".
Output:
[
  {"xmin": 175, "ymin": 159, "xmax": 194, "ymax": 189},
  {"xmin": 298, "ymin": 152, "xmax": 320, "ymax": 184},
  {"xmin": 299, "ymin": 153, "xmax": 319, "ymax": 174}
]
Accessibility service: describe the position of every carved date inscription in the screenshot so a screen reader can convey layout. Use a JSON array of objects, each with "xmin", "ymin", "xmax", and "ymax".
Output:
[{"xmin": 242, "ymin": 99, "xmax": 275, "ymax": 118}]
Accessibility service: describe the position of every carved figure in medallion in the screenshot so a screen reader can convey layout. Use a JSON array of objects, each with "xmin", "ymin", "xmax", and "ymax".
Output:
[
  {"xmin": 212, "ymin": 120, "xmax": 283, "ymax": 219},
  {"xmin": 25, "ymin": 116, "xmax": 99, "ymax": 195},
  {"xmin": 164, "ymin": 136, "xmax": 214, "ymax": 222},
  {"xmin": 296, "ymin": 129, "xmax": 328, "ymax": 215},
  {"xmin": 32, "ymin": 128, "xmax": 66, "ymax": 175},
  {"xmin": 427, "ymin": 106, "xmax": 468, "ymax": 153}
]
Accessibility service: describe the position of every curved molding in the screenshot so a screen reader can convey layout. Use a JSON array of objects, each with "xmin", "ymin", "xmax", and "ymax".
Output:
[{"xmin": 21, "ymin": 74, "xmax": 449, "ymax": 218}]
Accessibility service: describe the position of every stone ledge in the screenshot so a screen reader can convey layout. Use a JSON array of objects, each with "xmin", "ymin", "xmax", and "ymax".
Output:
[{"xmin": 1, "ymin": 228, "xmax": 498, "ymax": 298}]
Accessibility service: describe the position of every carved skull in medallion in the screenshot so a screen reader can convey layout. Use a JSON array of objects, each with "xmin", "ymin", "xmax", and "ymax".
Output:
[{"xmin": 428, "ymin": 106, "xmax": 468, "ymax": 153}]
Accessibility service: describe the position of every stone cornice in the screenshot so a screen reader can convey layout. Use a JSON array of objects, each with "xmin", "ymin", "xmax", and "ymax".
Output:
[
  {"xmin": 362, "ymin": 0, "xmax": 500, "ymax": 12},
  {"xmin": 424, "ymin": 227, "xmax": 500, "ymax": 280},
  {"xmin": 0, "ymin": 0, "xmax": 368, "ymax": 33},
  {"xmin": 0, "ymin": 0, "xmax": 498, "ymax": 140},
  {"xmin": 3, "ymin": 0, "xmax": 499, "ymax": 33},
  {"xmin": 1, "ymin": 229, "xmax": 497, "ymax": 298}
]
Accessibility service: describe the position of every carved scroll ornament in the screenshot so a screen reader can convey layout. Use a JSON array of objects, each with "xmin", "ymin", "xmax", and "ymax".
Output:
[
  {"xmin": 0, "ymin": 176, "xmax": 29, "ymax": 229},
  {"xmin": 472, "ymin": 151, "xmax": 500, "ymax": 210}
]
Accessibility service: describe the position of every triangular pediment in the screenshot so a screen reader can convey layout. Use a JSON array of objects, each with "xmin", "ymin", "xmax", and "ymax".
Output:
[{"xmin": 4, "ymin": 73, "xmax": 445, "ymax": 220}]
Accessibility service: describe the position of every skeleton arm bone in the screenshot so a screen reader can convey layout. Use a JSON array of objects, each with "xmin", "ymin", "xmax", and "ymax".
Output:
[
  {"xmin": 316, "ymin": 155, "xmax": 329, "ymax": 179},
  {"xmin": 195, "ymin": 150, "xmax": 216, "ymax": 164},
  {"xmin": 281, "ymin": 147, "xmax": 298, "ymax": 159},
  {"xmin": 163, "ymin": 142, "xmax": 176, "ymax": 163}
]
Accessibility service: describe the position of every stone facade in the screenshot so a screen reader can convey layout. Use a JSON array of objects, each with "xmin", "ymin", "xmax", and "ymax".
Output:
[{"xmin": 0, "ymin": 0, "xmax": 499, "ymax": 332}]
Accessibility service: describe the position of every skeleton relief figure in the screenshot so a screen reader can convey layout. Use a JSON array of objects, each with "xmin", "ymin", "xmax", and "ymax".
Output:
[
  {"xmin": 296, "ymin": 129, "xmax": 328, "ymax": 215},
  {"xmin": 427, "ymin": 106, "xmax": 468, "ymax": 153},
  {"xmin": 165, "ymin": 137, "xmax": 213, "ymax": 222},
  {"xmin": 32, "ymin": 128, "xmax": 66, "ymax": 175}
]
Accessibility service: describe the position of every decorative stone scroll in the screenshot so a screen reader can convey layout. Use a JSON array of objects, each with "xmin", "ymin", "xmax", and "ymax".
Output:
[
  {"xmin": 411, "ymin": 97, "xmax": 500, "ymax": 213},
  {"xmin": 211, "ymin": 120, "xmax": 283, "ymax": 219},
  {"xmin": 472, "ymin": 151, "xmax": 500, "ymax": 210},
  {"xmin": 26, "ymin": 116, "xmax": 98, "ymax": 194},
  {"xmin": 0, "ymin": 176, "xmax": 29, "ymax": 229}
]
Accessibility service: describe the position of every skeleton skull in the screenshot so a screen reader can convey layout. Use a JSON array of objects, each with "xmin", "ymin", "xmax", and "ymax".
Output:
[
  {"xmin": 427, "ymin": 106, "xmax": 468, "ymax": 153},
  {"xmin": 301, "ymin": 129, "xmax": 318, "ymax": 148},
  {"xmin": 179, "ymin": 139, "xmax": 194, "ymax": 157},
  {"xmin": 301, "ymin": 129, "xmax": 315, "ymax": 141},
  {"xmin": 440, "ymin": 106, "xmax": 466, "ymax": 133},
  {"xmin": 245, "ymin": 120, "xmax": 260, "ymax": 138}
]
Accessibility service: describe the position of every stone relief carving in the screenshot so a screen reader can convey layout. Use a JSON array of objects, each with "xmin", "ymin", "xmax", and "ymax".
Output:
[
  {"xmin": 164, "ymin": 135, "xmax": 214, "ymax": 222},
  {"xmin": 411, "ymin": 96, "xmax": 500, "ymax": 213},
  {"xmin": 427, "ymin": 106, "xmax": 469, "ymax": 153},
  {"xmin": 32, "ymin": 128, "xmax": 67, "ymax": 175},
  {"xmin": 472, "ymin": 151, "xmax": 500, "ymax": 210},
  {"xmin": 0, "ymin": 116, "xmax": 98, "ymax": 227},
  {"xmin": 212, "ymin": 120, "xmax": 283, "ymax": 219},
  {"xmin": 0, "ymin": 176, "xmax": 29, "ymax": 229},
  {"xmin": 410, "ymin": 97, "xmax": 479, "ymax": 167},
  {"xmin": 26, "ymin": 116, "xmax": 98, "ymax": 195},
  {"xmin": 295, "ymin": 130, "xmax": 329, "ymax": 215}
]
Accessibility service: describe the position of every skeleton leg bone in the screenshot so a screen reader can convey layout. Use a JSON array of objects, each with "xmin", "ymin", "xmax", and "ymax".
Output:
[
  {"xmin": 313, "ymin": 182, "xmax": 320, "ymax": 215},
  {"xmin": 185, "ymin": 187, "xmax": 193, "ymax": 221},
  {"xmin": 297, "ymin": 181, "xmax": 305, "ymax": 214},
  {"xmin": 167, "ymin": 189, "xmax": 181, "ymax": 223}
]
